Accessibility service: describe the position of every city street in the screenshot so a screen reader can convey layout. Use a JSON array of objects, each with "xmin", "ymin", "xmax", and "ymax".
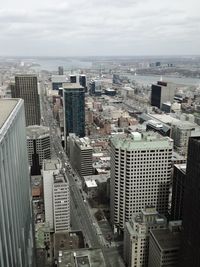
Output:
[{"xmin": 40, "ymin": 84, "xmax": 125, "ymax": 266}]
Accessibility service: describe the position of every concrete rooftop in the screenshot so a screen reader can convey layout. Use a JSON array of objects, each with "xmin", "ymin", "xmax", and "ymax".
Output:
[{"xmin": 0, "ymin": 98, "xmax": 20, "ymax": 129}]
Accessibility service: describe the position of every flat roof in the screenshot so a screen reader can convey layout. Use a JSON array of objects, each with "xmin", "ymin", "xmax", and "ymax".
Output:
[
  {"xmin": 15, "ymin": 74, "xmax": 37, "ymax": 77},
  {"xmin": 63, "ymin": 82, "xmax": 84, "ymax": 89},
  {"xmin": 0, "ymin": 98, "xmax": 20, "ymax": 129},
  {"xmin": 85, "ymin": 180, "xmax": 97, "ymax": 188},
  {"xmin": 52, "ymin": 75, "xmax": 68, "ymax": 83},
  {"xmin": 111, "ymin": 132, "xmax": 173, "ymax": 151},
  {"xmin": 26, "ymin": 125, "xmax": 49, "ymax": 139},
  {"xmin": 57, "ymin": 248, "xmax": 106, "ymax": 267},
  {"xmin": 43, "ymin": 159, "xmax": 60, "ymax": 171},
  {"xmin": 151, "ymin": 228, "xmax": 181, "ymax": 251}
]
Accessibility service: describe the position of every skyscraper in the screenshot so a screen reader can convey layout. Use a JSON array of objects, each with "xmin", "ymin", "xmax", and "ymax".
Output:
[
  {"xmin": 12, "ymin": 75, "xmax": 41, "ymax": 126},
  {"xmin": 110, "ymin": 132, "xmax": 173, "ymax": 232},
  {"xmin": 68, "ymin": 134, "xmax": 93, "ymax": 176},
  {"xmin": 58, "ymin": 66, "xmax": 64, "ymax": 75},
  {"xmin": 53, "ymin": 173, "xmax": 70, "ymax": 232},
  {"xmin": 70, "ymin": 75, "xmax": 77, "ymax": 83},
  {"xmin": 171, "ymin": 164, "xmax": 186, "ymax": 221},
  {"xmin": 27, "ymin": 125, "xmax": 51, "ymax": 175},
  {"xmin": 151, "ymin": 81, "xmax": 175, "ymax": 109},
  {"xmin": 179, "ymin": 137, "xmax": 200, "ymax": 267},
  {"xmin": 63, "ymin": 83, "xmax": 85, "ymax": 141},
  {"xmin": 0, "ymin": 99, "xmax": 35, "ymax": 267},
  {"xmin": 79, "ymin": 75, "xmax": 87, "ymax": 88}
]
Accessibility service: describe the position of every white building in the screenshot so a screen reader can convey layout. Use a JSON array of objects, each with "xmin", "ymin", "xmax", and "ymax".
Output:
[
  {"xmin": 124, "ymin": 207, "xmax": 167, "ymax": 267},
  {"xmin": 42, "ymin": 159, "xmax": 61, "ymax": 230},
  {"xmin": 110, "ymin": 132, "xmax": 173, "ymax": 231},
  {"xmin": 53, "ymin": 174, "xmax": 70, "ymax": 232},
  {"xmin": 85, "ymin": 179, "xmax": 98, "ymax": 198},
  {"xmin": 0, "ymin": 99, "xmax": 35, "ymax": 266}
]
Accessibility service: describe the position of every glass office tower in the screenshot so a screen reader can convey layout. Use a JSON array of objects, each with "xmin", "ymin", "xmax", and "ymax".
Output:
[{"xmin": 63, "ymin": 83, "xmax": 85, "ymax": 141}]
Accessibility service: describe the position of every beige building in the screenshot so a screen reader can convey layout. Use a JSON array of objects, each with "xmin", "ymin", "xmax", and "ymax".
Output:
[
  {"xmin": 124, "ymin": 207, "xmax": 167, "ymax": 267},
  {"xmin": 110, "ymin": 132, "xmax": 173, "ymax": 232},
  {"xmin": 12, "ymin": 75, "xmax": 41, "ymax": 126}
]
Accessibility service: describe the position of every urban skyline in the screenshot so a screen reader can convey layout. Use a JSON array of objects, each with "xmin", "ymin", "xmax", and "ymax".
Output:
[{"xmin": 1, "ymin": 39, "xmax": 200, "ymax": 266}]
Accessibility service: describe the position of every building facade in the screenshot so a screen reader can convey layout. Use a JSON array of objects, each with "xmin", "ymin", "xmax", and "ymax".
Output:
[
  {"xmin": 63, "ymin": 83, "xmax": 85, "ymax": 141},
  {"xmin": 171, "ymin": 164, "xmax": 186, "ymax": 221},
  {"xmin": 110, "ymin": 132, "xmax": 173, "ymax": 231},
  {"xmin": 0, "ymin": 99, "xmax": 35, "ymax": 267},
  {"xmin": 42, "ymin": 159, "xmax": 61, "ymax": 230},
  {"xmin": 79, "ymin": 75, "xmax": 87, "ymax": 88},
  {"xmin": 13, "ymin": 75, "xmax": 41, "ymax": 126},
  {"xmin": 58, "ymin": 66, "xmax": 64, "ymax": 75},
  {"xmin": 151, "ymin": 81, "xmax": 176, "ymax": 109},
  {"xmin": 124, "ymin": 207, "xmax": 167, "ymax": 267},
  {"xmin": 179, "ymin": 137, "xmax": 200, "ymax": 267},
  {"xmin": 27, "ymin": 125, "xmax": 51, "ymax": 175},
  {"xmin": 68, "ymin": 134, "xmax": 93, "ymax": 176},
  {"xmin": 53, "ymin": 174, "xmax": 70, "ymax": 232}
]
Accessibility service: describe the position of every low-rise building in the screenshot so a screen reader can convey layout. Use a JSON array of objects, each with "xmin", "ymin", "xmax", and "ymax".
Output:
[{"xmin": 68, "ymin": 135, "xmax": 93, "ymax": 176}]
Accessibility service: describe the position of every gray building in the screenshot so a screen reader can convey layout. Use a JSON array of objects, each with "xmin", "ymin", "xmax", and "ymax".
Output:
[
  {"xmin": 27, "ymin": 125, "xmax": 51, "ymax": 175},
  {"xmin": 58, "ymin": 66, "xmax": 64, "ymax": 75},
  {"xmin": 0, "ymin": 99, "xmax": 35, "ymax": 267},
  {"xmin": 148, "ymin": 221, "xmax": 181, "ymax": 267},
  {"xmin": 171, "ymin": 122, "xmax": 195, "ymax": 157},
  {"xmin": 68, "ymin": 134, "xmax": 93, "ymax": 176},
  {"xmin": 151, "ymin": 81, "xmax": 176, "ymax": 109},
  {"xmin": 12, "ymin": 75, "xmax": 41, "ymax": 126},
  {"xmin": 110, "ymin": 132, "xmax": 173, "ymax": 232}
]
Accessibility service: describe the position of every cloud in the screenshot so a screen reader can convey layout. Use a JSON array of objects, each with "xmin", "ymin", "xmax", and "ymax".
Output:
[{"xmin": 0, "ymin": 0, "xmax": 199, "ymax": 56}]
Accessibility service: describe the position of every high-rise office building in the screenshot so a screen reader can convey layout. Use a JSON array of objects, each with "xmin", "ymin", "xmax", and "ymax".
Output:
[
  {"xmin": 171, "ymin": 164, "xmax": 186, "ymax": 221},
  {"xmin": 124, "ymin": 207, "xmax": 167, "ymax": 267},
  {"xmin": 68, "ymin": 134, "xmax": 93, "ymax": 176},
  {"xmin": 171, "ymin": 123, "xmax": 194, "ymax": 157},
  {"xmin": 27, "ymin": 125, "xmax": 51, "ymax": 175},
  {"xmin": 51, "ymin": 75, "xmax": 68, "ymax": 90},
  {"xmin": 70, "ymin": 75, "xmax": 77, "ymax": 83},
  {"xmin": 63, "ymin": 83, "xmax": 85, "ymax": 141},
  {"xmin": 53, "ymin": 174, "xmax": 70, "ymax": 232},
  {"xmin": 79, "ymin": 75, "xmax": 87, "ymax": 88},
  {"xmin": 11, "ymin": 75, "xmax": 41, "ymax": 126},
  {"xmin": 0, "ymin": 99, "xmax": 35, "ymax": 267},
  {"xmin": 42, "ymin": 159, "xmax": 61, "ymax": 230},
  {"xmin": 151, "ymin": 81, "xmax": 176, "ymax": 109},
  {"xmin": 110, "ymin": 132, "xmax": 173, "ymax": 231},
  {"xmin": 42, "ymin": 159, "xmax": 70, "ymax": 232},
  {"xmin": 149, "ymin": 221, "xmax": 181, "ymax": 267},
  {"xmin": 179, "ymin": 137, "xmax": 200, "ymax": 267},
  {"xmin": 58, "ymin": 66, "xmax": 64, "ymax": 75},
  {"xmin": 89, "ymin": 80, "xmax": 102, "ymax": 96}
]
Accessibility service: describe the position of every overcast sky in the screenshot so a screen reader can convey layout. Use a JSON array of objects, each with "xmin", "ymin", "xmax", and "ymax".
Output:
[{"xmin": 0, "ymin": 0, "xmax": 199, "ymax": 56}]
